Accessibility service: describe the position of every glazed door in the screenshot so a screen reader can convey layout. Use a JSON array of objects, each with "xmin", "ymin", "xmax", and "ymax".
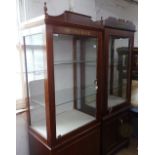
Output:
[
  {"xmin": 52, "ymin": 32, "xmax": 99, "ymax": 138},
  {"xmin": 108, "ymin": 36, "xmax": 130, "ymax": 108},
  {"xmin": 104, "ymin": 29, "xmax": 133, "ymax": 113}
]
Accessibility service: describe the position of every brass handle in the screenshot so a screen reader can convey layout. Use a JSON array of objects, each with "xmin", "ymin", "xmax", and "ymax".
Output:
[
  {"xmin": 119, "ymin": 119, "xmax": 123, "ymax": 124},
  {"xmin": 94, "ymin": 80, "xmax": 98, "ymax": 90}
]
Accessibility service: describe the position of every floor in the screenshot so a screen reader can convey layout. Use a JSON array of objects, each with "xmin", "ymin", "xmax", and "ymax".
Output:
[
  {"xmin": 116, "ymin": 139, "xmax": 138, "ymax": 155},
  {"xmin": 16, "ymin": 112, "xmax": 138, "ymax": 155}
]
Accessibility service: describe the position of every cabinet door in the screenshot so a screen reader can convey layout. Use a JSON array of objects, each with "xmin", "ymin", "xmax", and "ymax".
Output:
[
  {"xmin": 102, "ymin": 113, "xmax": 131, "ymax": 154},
  {"xmin": 107, "ymin": 36, "xmax": 130, "ymax": 109},
  {"xmin": 53, "ymin": 33, "xmax": 98, "ymax": 138}
]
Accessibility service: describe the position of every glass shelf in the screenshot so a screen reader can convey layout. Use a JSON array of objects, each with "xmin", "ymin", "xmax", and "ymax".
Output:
[
  {"xmin": 54, "ymin": 60, "xmax": 96, "ymax": 65},
  {"xmin": 56, "ymin": 109, "xmax": 95, "ymax": 137},
  {"xmin": 108, "ymin": 95, "xmax": 125, "ymax": 108},
  {"xmin": 31, "ymin": 109, "xmax": 95, "ymax": 139},
  {"xmin": 56, "ymin": 88, "xmax": 96, "ymax": 105},
  {"xmin": 29, "ymin": 85, "xmax": 96, "ymax": 107}
]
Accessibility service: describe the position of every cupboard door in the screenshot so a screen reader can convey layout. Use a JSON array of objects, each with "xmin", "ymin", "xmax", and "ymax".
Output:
[
  {"xmin": 53, "ymin": 34, "xmax": 98, "ymax": 138},
  {"xmin": 102, "ymin": 113, "xmax": 131, "ymax": 154},
  {"xmin": 108, "ymin": 37, "xmax": 130, "ymax": 109}
]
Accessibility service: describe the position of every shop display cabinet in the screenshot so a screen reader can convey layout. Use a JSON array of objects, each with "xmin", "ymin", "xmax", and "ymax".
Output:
[
  {"xmin": 102, "ymin": 17, "xmax": 136, "ymax": 115},
  {"xmin": 22, "ymin": 3, "xmax": 104, "ymax": 155},
  {"xmin": 101, "ymin": 17, "xmax": 136, "ymax": 155}
]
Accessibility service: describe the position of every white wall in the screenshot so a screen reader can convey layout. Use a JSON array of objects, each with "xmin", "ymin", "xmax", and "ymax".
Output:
[{"xmin": 21, "ymin": 0, "xmax": 138, "ymax": 46}]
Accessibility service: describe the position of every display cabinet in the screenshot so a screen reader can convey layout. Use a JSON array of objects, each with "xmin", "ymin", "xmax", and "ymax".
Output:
[
  {"xmin": 22, "ymin": 3, "xmax": 104, "ymax": 155},
  {"xmin": 101, "ymin": 17, "xmax": 136, "ymax": 155},
  {"xmin": 102, "ymin": 17, "xmax": 135, "ymax": 115}
]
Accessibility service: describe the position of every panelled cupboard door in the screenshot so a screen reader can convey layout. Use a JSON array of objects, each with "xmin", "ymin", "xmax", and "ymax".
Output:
[{"xmin": 102, "ymin": 112, "xmax": 131, "ymax": 154}]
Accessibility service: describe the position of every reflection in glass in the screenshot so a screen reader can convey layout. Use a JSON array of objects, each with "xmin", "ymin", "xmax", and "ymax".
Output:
[
  {"xmin": 108, "ymin": 37, "xmax": 129, "ymax": 108},
  {"xmin": 25, "ymin": 34, "xmax": 47, "ymax": 139},
  {"xmin": 53, "ymin": 34, "xmax": 97, "ymax": 137}
]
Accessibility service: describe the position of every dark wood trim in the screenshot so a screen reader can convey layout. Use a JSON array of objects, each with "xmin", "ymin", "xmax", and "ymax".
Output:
[
  {"xmin": 106, "ymin": 139, "xmax": 129, "ymax": 155},
  {"xmin": 53, "ymin": 26, "xmax": 98, "ymax": 37},
  {"xmin": 131, "ymin": 47, "xmax": 138, "ymax": 80},
  {"xmin": 109, "ymin": 39, "xmax": 114, "ymax": 95},
  {"xmin": 80, "ymin": 38, "xmax": 86, "ymax": 112},
  {"xmin": 45, "ymin": 11, "xmax": 103, "ymax": 31},
  {"xmin": 105, "ymin": 28, "xmax": 134, "ymax": 37},
  {"xmin": 102, "ymin": 105, "xmax": 131, "ymax": 121},
  {"xmin": 102, "ymin": 28, "xmax": 110, "ymax": 116},
  {"xmin": 127, "ymin": 34, "xmax": 135, "ymax": 104},
  {"xmin": 104, "ymin": 17, "xmax": 136, "ymax": 32},
  {"xmin": 97, "ymin": 31, "xmax": 104, "ymax": 120},
  {"xmin": 132, "ymin": 47, "xmax": 138, "ymax": 72},
  {"xmin": 45, "ymin": 24, "xmax": 56, "ymax": 146}
]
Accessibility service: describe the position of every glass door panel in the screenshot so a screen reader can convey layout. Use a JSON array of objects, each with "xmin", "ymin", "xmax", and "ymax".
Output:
[
  {"xmin": 53, "ymin": 34, "xmax": 98, "ymax": 137},
  {"xmin": 25, "ymin": 33, "xmax": 47, "ymax": 139},
  {"xmin": 108, "ymin": 37, "xmax": 129, "ymax": 108}
]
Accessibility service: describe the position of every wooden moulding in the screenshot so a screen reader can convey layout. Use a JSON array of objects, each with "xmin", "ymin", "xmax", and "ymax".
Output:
[
  {"xmin": 103, "ymin": 17, "xmax": 136, "ymax": 32},
  {"xmin": 44, "ymin": 11, "xmax": 103, "ymax": 30}
]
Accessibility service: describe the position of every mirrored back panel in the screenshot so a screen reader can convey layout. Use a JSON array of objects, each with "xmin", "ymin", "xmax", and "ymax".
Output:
[
  {"xmin": 108, "ymin": 37, "xmax": 130, "ymax": 108},
  {"xmin": 53, "ymin": 34, "xmax": 98, "ymax": 137}
]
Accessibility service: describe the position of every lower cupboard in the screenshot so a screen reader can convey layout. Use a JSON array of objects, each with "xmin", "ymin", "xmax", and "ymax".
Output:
[
  {"xmin": 102, "ymin": 111, "xmax": 131, "ymax": 155},
  {"xmin": 29, "ymin": 124, "xmax": 101, "ymax": 155}
]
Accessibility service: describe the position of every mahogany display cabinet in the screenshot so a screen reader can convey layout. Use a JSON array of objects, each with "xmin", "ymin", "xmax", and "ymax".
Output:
[
  {"xmin": 21, "ymin": 4, "xmax": 104, "ymax": 155},
  {"xmin": 101, "ymin": 17, "xmax": 136, "ymax": 155}
]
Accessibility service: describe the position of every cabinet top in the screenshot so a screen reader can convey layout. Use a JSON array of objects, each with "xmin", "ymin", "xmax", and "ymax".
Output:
[
  {"xmin": 103, "ymin": 17, "xmax": 136, "ymax": 32},
  {"xmin": 20, "ymin": 3, "xmax": 103, "ymax": 31},
  {"xmin": 21, "ymin": 2, "xmax": 135, "ymax": 32}
]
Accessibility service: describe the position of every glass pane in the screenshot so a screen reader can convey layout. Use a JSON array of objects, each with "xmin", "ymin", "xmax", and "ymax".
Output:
[
  {"xmin": 108, "ymin": 37, "xmax": 129, "ymax": 108},
  {"xmin": 25, "ymin": 33, "xmax": 47, "ymax": 139},
  {"xmin": 53, "ymin": 34, "xmax": 97, "ymax": 137}
]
